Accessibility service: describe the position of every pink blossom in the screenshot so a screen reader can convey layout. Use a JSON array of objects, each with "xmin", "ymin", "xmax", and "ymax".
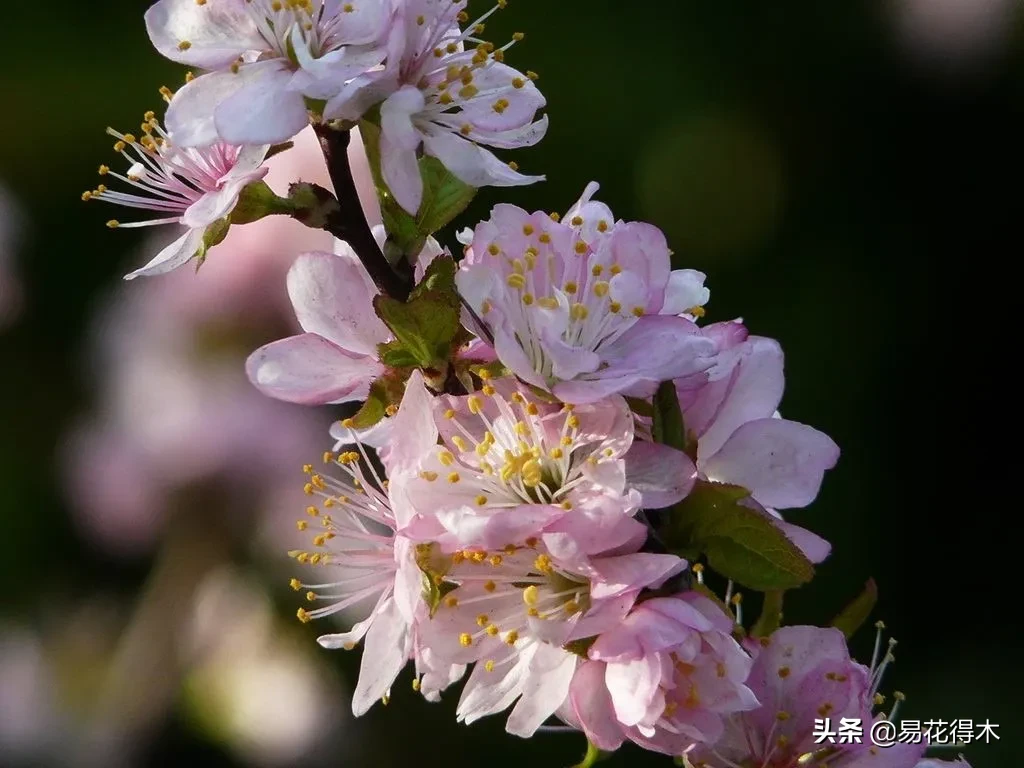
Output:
[
  {"xmin": 569, "ymin": 593, "xmax": 758, "ymax": 755},
  {"xmin": 678, "ymin": 320, "xmax": 839, "ymax": 562},
  {"xmin": 83, "ymin": 106, "xmax": 270, "ymax": 279},
  {"xmin": 690, "ymin": 625, "xmax": 876, "ymax": 768},
  {"xmin": 245, "ymin": 229, "xmax": 443, "ymax": 405},
  {"xmin": 456, "ymin": 183, "xmax": 717, "ymax": 404},
  {"xmin": 389, "ymin": 374, "xmax": 695, "ymax": 549},
  {"xmin": 417, "ymin": 520, "xmax": 686, "ymax": 737},
  {"xmin": 329, "ymin": 0, "xmax": 547, "ymax": 213},
  {"xmin": 63, "ymin": 130, "xmax": 334, "ymax": 556},
  {"xmin": 147, "ymin": 0, "xmax": 392, "ymax": 146},
  {"xmin": 292, "ymin": 371, "xmax": 463, "ymax": 714}
]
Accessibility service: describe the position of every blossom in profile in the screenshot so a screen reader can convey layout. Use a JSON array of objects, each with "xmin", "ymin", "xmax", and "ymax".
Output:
[
  {"xmin": 457, "ymin": 183, "xmax": 716, "ymax": 403},
  {"xmin": 147, "ymin": 0, "xmax": 392, "ymax": 145},
  {"xmin": 83, "ymin": 105, "xmax": 269, "ymax": 279},
  {"xmin": 569, "ymin": 592, "xmax": 758, "ymax": 755},
  {"xmin": 678, "ymin": 320, "xmax": 839, "ymax": 562}
]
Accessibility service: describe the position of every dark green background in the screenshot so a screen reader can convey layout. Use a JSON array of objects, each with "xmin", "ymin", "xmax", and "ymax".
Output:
[{"xmin": 1, "ymin": 1, "xmax": 1018, "ymax": 766}]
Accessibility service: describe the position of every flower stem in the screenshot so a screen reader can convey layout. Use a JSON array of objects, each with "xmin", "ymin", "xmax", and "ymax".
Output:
[{"xmin": 313, "ymin": 122, "xmax": 413, "ymax": 300}]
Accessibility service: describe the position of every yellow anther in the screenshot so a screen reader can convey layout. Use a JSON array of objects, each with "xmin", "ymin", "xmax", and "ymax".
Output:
[
  {"xmin": 482, "ymin": 384, "xmax": 496, "ymax": 396},
  {"xmin": 106, "ymin": 220, "xmax": 120, "ymax": 229},
  {"xmin": 610, "ymin": 264, "xmax": 622, "ymax": 275},
  {"xmin": 177, "ymin": 40, "xmax": 192, "ymax": 51},
  {"xmin": 512, "ymin": 76, "xmax": 525, "ymax": 89},
  {"xmin": 313, "ymin": 534, "xmax": 327, "ymax": 547},
  {"xmin": 560, "ymin": 435, "xmax": 573, "ymax": 446},
  {"xmin": 570, "ymin": 303, "xmax": 589, "ymax": 321},
  {"xmin": 484, "ymin": 660, "xmax": 496, "ymax": 672},
  {"xmin": 597, "ymin": 220, "xmax": 609, "ymax": 232},
  {"xmin": 485, "ymin": 624, "xmax": 499, "ymax": 636},
  {"xmin": 438, "ymin": 450, "xmax": 455, "ymax": 466},
  {"xmin": 477, "ymin": 614, "xmax": 490, "ymax": 627},
  {"xmin": 98, "ymin": 164, "xmax": 110, "ymax": 175},
  {"xmin": 459, "ymin": 633, "xmax": 473, "ymax": 647},
  {"xmin": 538, "ymin": 232, "xmax": 551, "ymax": 244},
  {"xmin": 567, "ymin": 415, "xmax": 580, "ymax": 429},
  {"xmin": 452, "ymin": 435, "xmax": 468, "ymax": 451},
  {"xmin": 609, "ymin": 301, "xmax": 622, "ymax": 313},
  {"xmin": 296, "ymin": 520, "xmax": 308, "ymax": 531},
  {"xmin": 484, "ymin": 580, "xmax": 497, "ymax": 592},
  {"xmin": 522, "ymin": 293, "xmax": 534, "ymax": 306},
  {"xmin": 505, "ymin": 631, "xmax": 519, "ymax": 645},
  {"xmin": 506, "ymin": 273, "xmax": 526, "ymax": 290},
  {"xmin": 289, "ymin": 578, "xmax": 302, "ymax": 591},
  {"xmin": 475, "ymin": 495, "xmax": 488, "ymax": 506},
  {"xmin": 470, "ymin": 551, "xmax": 487, "ymax": 563},
  {"xmin": 306, "ymin": 590, "xmax": 317, "ymax": 602},
  {"xmin": 445, "ymin": 596, "xmax": 459, "ymax": 608},
  {"xmin": 489, "ymin": 554, "xmax": 503, "ymax": 567},
  {"xmin": 560, "ymin": 501, "xmax": 573, "ymax": 510},
  {"xmin": 296, "ymin": 607, "xmax": 311, "ymax": 623},
  {"xmin": 468, "ymin": 396, "xmax": 483, "ymax": 414},
  {"xmin": 460, "ymin": 124, "xmax": 473, "ymax": 136},
  {"xmin": 523, "ymin": 585, "xmax": 539, "ymax": 606},
  {"xmin": 447, "ymin": 472, "xmax": 460, "ymax": 483},
  {"xmin": 687, "ymin": 305, "xmax": 706, "ymax": 318},
  {"xmin": 574, "ymin": 241, "xmax": 589, "ymax": 254},
  {"xmin": 527, "ymin": 71, "xmax": 539, "ymax": 80},
  {"xmin": 593, "ymin": 281, "xmax": 609, "ymax": 297},
  {"xmin": 778, "ymin": 666, "xmax": 791, "ymax": 678},
  {"xmin": 632, "ymin": 306, "xmax": 645, "ymax": 317},
  {"xmin": 534, "ymin": 554, "xmax": 553, "ymax": 573}
]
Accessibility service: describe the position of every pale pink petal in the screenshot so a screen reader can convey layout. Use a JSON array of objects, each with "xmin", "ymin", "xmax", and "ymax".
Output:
[
  {"xmin": 589, "ymin": 554, "xmax": 687, "ymax": 600},
  {"xmin": 421, "ymin": 128, "xmax": 545, "ymax": 188},
  {"xmin": 661, "ymin": 269, "xmax": 710, "ymax": 315},
  {"xmin": 214, "ymin": 61, "xmax": 311, "ymax": 145},
  {"xmin": 165, "ymin": 69, "xmax": 256, "ymax": 147},
  {"xmin": 245, "ymin": 333, "xmax": 383, "ymax": 404},
  {"xmin": 570, "ymin": 661, "xmax": 625, "ymax": 752},
  {"xmin": 286, "ymin": 250, "xmax": 389, "ymax": 355},
  {"xmin": 506, "ymin": 646, "xmax": 577, "ymax": 737},
  {"xmin": 145, "ymin": 0, "xmax": 261, "ymax": 69},
  {"xmin": 624, "ymin": 441, "xmax": 698, "ymax": 509},
  {"xmin": 351, "ymin": 598, "xmax": 411, "ymax": 716},
  {"xmin": 605, "ymin": 655, "xmax": 662, "ymax": 727},
  {"xmin": 384, "ymin": 370, "xmax": 439, "ymax": 475},
  {"xmin": 123, "ymin": 228, "xmax": 204, "ymax": 280},
  {"xmin": 704, "ymin": 418, "xmax": 839, "ymax": 509}
]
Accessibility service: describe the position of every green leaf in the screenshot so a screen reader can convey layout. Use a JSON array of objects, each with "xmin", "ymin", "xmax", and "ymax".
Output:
[
  {"xmin": 410, "ymin": 253, "xmax": 457, "ymax": 300},
  {"xmin": 415, "ymin": 154, "xmax": 477, "ymax": 235},
  {"xmin": 830, "ymin": 579, "xmax": 878, "ymax": 639},
  {"xmin": 374, "ymin": 291, "xmax": 460, "ymax": 369},
  {"xmin": 377, "ymin": 340, "xmax": 422, "ymax": 369},
  {"xmin": 661, "ymin": 481, "xmax": 815, "ymax": 591},
  {"xmin": 346, "ymin": 379, "xmax": 389, "ymax": 429},
  {"xmin": 751, "ymin": 590, "xmax": 785, "ymax": 637}
]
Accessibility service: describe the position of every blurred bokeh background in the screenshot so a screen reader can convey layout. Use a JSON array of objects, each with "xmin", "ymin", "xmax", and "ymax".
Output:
[{"xmin": 1, "ymin": 1, "xmax": 1019, "ymax": 766}]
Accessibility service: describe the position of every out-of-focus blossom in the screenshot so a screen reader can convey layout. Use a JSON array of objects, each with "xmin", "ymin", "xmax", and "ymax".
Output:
[
  {"xmin": 0, "ymin": 184, "xmax": 24, "ymax": 327},
  {"xmin": 457, "ymin": 183, "xmax": 716, "ymax": 404},
  {"xmin": 0, "ymin": 625, "xmax": 58, "ymax": 758},
  {"xmin": 183, "ymin": 567, "xmax": 344, "ymax": 767},
  {"xmin": 148, "ymin": 0, "xmax": 392, "ymax": 145},
  {"xmin": 84, "ymin": 106, "xmax": 270, "ymax": 279},
  {"xmin": 890, "ymin": 0, "xmax": 1017, "ymax": 67},
  {"xmin": 64, "ymin": 127, "xmax": 337, "ymax": 557}
]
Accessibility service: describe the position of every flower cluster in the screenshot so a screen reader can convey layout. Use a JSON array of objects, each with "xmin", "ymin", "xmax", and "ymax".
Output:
[{"xmin": 84, "ymin": 2, "xmax": 972, "ymax": 766}]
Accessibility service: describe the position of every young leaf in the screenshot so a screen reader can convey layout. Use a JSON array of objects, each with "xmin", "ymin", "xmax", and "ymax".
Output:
[
  {"xmin": 661, "ymin": 481, "xmax": 815, "ymax": 591},
  {"xmin": 829, "ymin": 578, "xmax": 878, "ymax": 639},
  {"xmin": 373, "ymin": 291, "xmax": 460, "ymax": 369},
  {"xmin": 346, "ymin": 379, "xmax": 390, "ymax": 429}
]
